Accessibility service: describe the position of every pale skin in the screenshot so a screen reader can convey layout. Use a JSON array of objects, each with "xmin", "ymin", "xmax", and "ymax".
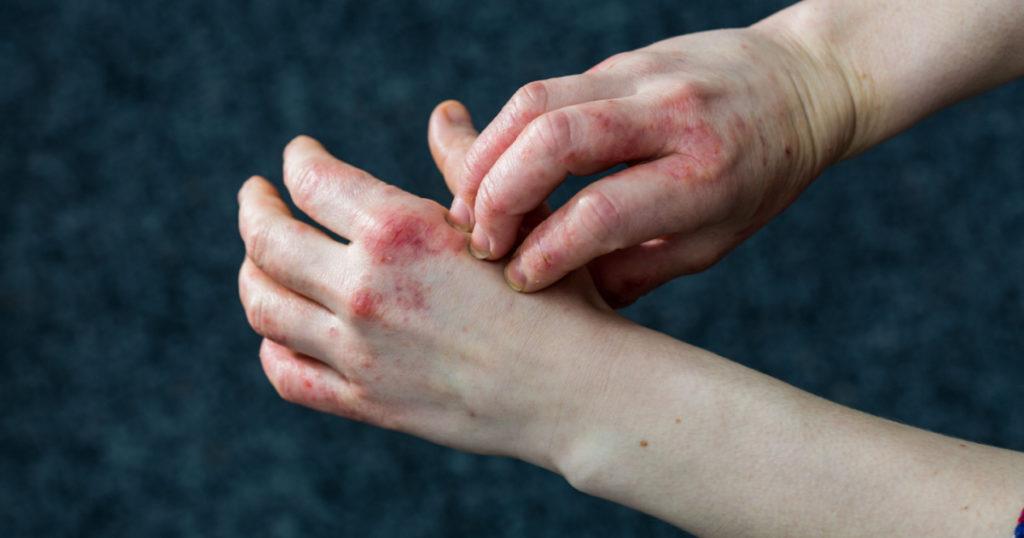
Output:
[
  {"xmin": 238, "ymin": 0, "xmax": 1024, "ymax": 535},
  {"xmin": 238, "ymin": 130, "xmax": 1024, "ymax": 536},
  {"xmin": 448, "ymin": 0, "xmax": 1024, "ymax": 307}
]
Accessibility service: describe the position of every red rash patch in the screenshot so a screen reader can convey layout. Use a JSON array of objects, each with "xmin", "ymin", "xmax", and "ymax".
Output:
[
  {"xmin": 362, "ymin": 214, "xmax": 461, "ymax": 266},
  {"xmin": 350, "ymin": 288, "xmax": 382, "ymax": 319},
  {"xmin": 392, "ymin": 276, "xmax": 426, "ymax": 312},
  {"xmin": 349, "ymin": 278, "xmax": 429, "ymax": 321}
]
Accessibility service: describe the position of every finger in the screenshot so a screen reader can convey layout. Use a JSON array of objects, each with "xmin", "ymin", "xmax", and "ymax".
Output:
[
  {"xmin": 427, "ymin": 100, "xmax": 480, "ymax": 203},
  {"xmin": 239, "ymin": 257, "xmax": 338, "ymax": 358},
  {"xmin": 449, "ymin": 72, "xmax": 634, "ymax": 230},
  {"xmin": 504, "ymin": 154, "xmax": 737, "ymax": 293},
  {"xmin": 237, "ymin": 175, "xmax": 347, "ymax": 304},
  {"xmin": 259, "ymin": 339, "xmax": 373, "ymax": 421},
  {"xmin": 471, "ymin": 96, "xmax": 671, "ymax": 260},
  {"xmin": 282, "ymin": 135, "xmax": 396, "ymax": 240},
  {"xmin": 587, "ymin": 233, "xmax": 731, "ymax": 308}
]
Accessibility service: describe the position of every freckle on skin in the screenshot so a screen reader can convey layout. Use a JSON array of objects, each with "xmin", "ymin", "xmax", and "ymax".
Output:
[
  {"xmin": 675, "ymin": 418, "xmax": 681, "ymax": 424},
  {"xmin": 639, "ymin": 440, "xmax": 648, "ymax": 448}
]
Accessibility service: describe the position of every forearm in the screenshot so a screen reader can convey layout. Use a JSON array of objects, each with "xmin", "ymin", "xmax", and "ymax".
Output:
[
  {"xmin": 756, "ymin": 0, "xmax": 1024, "ymax": 160},
  {"xmin": 551, "ymin": 319, "xmax": 1024, "ymax": 536}
]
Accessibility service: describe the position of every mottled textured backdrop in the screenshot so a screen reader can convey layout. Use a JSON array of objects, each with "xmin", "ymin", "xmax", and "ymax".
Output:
[{"xmin": 2, "ymin": 1, "xmax": 1022, "ymax": 536}]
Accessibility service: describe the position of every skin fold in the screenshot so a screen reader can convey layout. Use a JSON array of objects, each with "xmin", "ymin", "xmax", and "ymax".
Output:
[{"xmin": 238, "ymin": 0, "xmax": 1024, "ymax": 535}]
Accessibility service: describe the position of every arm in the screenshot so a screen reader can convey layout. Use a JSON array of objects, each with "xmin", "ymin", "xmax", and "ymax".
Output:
[
  {"xmin": 757, "ymin": 0, "xmax": 1024, "ymax": 160},
  {"xmin": 445, "ymin": 0, "xmax": 1024, "ymax": 306},
  {"xmin": 238, "ymin": 131, "xmax": 1024, "ymax": 536},
  {"xmin": 559, "ymin": 322, "xmax": 1024, "ymax": 536}
]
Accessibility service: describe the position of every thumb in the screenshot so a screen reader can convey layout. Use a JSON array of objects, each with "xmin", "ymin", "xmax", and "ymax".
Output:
[{"xmin": 428, "ymin": 100, "xmax": 479, "ymax": 202}]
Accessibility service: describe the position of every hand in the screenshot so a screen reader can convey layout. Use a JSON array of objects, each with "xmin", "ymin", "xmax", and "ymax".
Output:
[
  {"xmin": 237, "ymin": 135, "xmax": 614, "ymax": 471},
  {"xmin": 444, "ymin": 26, "xmax": 854, "ymax": 307}
]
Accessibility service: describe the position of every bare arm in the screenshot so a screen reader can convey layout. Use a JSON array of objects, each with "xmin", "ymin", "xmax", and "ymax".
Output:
[
  {"xmin": 758, "ymin": 0, "xmax": 1024, "ymax": 160},
  {"xmin": 237, "ymin": 119, "xmax": 1024, "ymax": 536},
  {"xmin": 557, "ymin": 322, "xmax": 1024, "ymax": 536}
]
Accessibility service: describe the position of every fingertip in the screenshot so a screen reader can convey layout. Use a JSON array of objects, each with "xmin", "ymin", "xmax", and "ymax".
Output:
[
  {"xmin": 288, "ymin": 134, "xmax": 319, "ymax": 147},
  {"xmin": 448, "ymin": 197, "xmax": 473, "ymax": 232},
  {"xmin": 238, "ymin": 175, "xmax": 273, "ymax": 203},
  {"xmin": 442, "ymin": 100, "xmax": 471, "ymax": 126},
  {"xmin": 283, "ymin": 134, "xmax": 326, "ymax": 164},
  {"xmin": 467, "ymin": 230, "xmax": 491, "ymax": 260},
  {"xmin": 504, "ymin": 257, "xmax": 526, "ymax": 292},
  {"xmin": 429, "ymin": 100, "xmax": 473, "ymax": 136}
]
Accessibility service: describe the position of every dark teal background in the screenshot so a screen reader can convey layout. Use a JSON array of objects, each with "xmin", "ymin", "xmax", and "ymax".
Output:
[{"xmin": 2, "ymin": 1, "xmax": 1022, "ymax": 536}]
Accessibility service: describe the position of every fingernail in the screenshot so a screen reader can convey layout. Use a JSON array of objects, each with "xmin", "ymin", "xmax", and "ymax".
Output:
[
  {"xmin": 448, "ymin": 198, "xmax": 472, "ymax": 232},
  {"xmin": 505, "ymin": 258, "xmax": 526, "ymax": 292},
  {"xmin": 445, "ymin": 103, "xmax": 470, "ymax": 125},
  {"xmin": 469, "ymin": 229, "xmax": 491, "ymax": 259}
]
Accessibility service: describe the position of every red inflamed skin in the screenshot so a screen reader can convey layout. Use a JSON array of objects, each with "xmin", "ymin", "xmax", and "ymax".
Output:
[{"xmin": 237, "ymin": 135, "xmax": 613, "ymax": 460}]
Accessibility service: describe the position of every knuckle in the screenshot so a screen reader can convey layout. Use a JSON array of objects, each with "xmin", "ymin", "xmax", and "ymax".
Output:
[
  {"xmin": 532, "ymin": 235, "xmax": 559, "ymax": 273},
  {"xmin": 474, "ymin": 177, "xmax": 511, "ymax": 218},
  {"xmin": 245, "ymin": 218, "xmax": 277, "ymax": 266},
  {"xmin": 573, "ymin": 189, "xmax": 624, "ymax": 249},
  {"xmin": 659, "ymin": 80, "xmax": 711, "ymax": 121},
  {"xmin": 287, "ymin": 158, "xmax": 332, "ymax": 208},
  {"xmin": 588, "ymin": 51, "xmax": 628, "ymax": 73},
  {"xmin": 245, "ymin": 289, "xmax": 273, "ymax": 337},
  {"xmin": 672, "ymin": 79, "xmax": 703, "ymax": 100},
  {"xmin": 510, "ymin": 80, "xmax": 549, "ymax": 120},
  {"xmin": 619, "ymin": 51, "xmax": 665, "ymax": 76},
  {"xmin": 534, "ymin": 110, "xmax": 575, "ymax": 154},
  {"xmin": 522, "ymin": 227, "xmax": 563, "ymax": 275}
]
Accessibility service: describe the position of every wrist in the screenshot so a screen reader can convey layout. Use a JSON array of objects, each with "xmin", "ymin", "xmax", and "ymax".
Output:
[
  {"xmin": 760, "ymin": 0, "xmax": 1024, "ymax": 161},
  {"xmin": 489, "ymin": 297, "xmax": 635, "ymax": 474},
  {"xmin": 546, "ymin": 324, "xmax": 823, "ymax": 533},
  {"xmin": 751, "ymin": 2, "xmax": 863, "ymax": 166}
]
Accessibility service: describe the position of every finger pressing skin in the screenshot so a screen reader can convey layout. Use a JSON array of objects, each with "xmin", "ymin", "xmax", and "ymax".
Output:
[
  {"xmin": 283, "ymin": 135, "xmax": 395, "ymax": 240},
  {"xmin": 259, "ymin": 338, "xmax": 375, "ymax": 421},
  {"xmin": 470, "ymin": 96, "xmax": 670, "ymax": 260},
  {"xmin": 238, "ymin": 175, "xmax": 347, "ymax": 304},
  {"xmin": 449, "ymin": 72, "xmax": 634, "ymax": 230},
  {"xmin": 238, "ymin": 257, "xmax": 337, "ymax": 359},
  {"xmin": 427, "ymin": 100, "xmax": 480, "ymax": 200},
  {"xmin": 504, "ymin": 154, "xmax": 738, "ymax": 293}
]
